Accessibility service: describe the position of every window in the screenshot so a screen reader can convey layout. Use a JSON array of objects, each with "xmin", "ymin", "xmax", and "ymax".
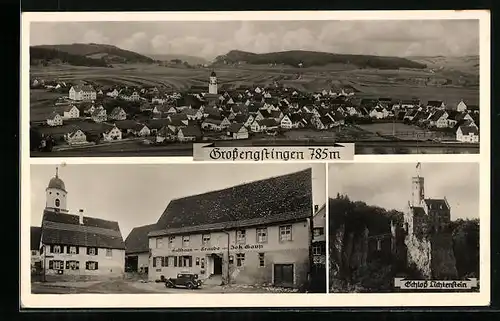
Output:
[
  {"xmin": 313, "ymin": 227, "xmax": 324, "ymax": 237},
  {"xmin": 256, "ymin": 228, "xmax": 268, "ymax": 243},
  {"xmin": 279, "ymin": 225, "xmax": 292, "ymax": 242},
  {"xmin": 66, "ymin": 260, "xmax": 79, "ymax": 270},
  {"xmin": 156, "ymin": 238, "xmax": 163, "ymax": 249},
  {"xmin": 155, "ymin": 257, "xmax": 162, "ymax": 267},
  {"xmin": 182, "ymin": 236, "xmax": 190, "ymax": 247},
  {"xmin": 87, "ymin": 247, "xmax": 97, "ymax": 256},
  {"xmin": 376, "ymin": 239, "xmax": 382, "ymax": 251},
  {"xmin": 179, "ymin": 256, "xmax": 193, "ymax": 267},
  {"xmin": 167, "ymin": 256, "xmax": 175, "ymax": 267},
  {"xmin": 86, "ymin": 261, "xmax": 98, "ymax": 270},
  {"xmin": 236, "ymin": 253, "xmax": 245, "ymax": 267},
  {"xmin": 196, "ymin": 257, "xmax": 200, "ymax": 266},
  {"xmin": 236, "ymin": 230, "xmax": 246, "ymax": 244},
  {"xmin": 52, "ymin": 245, "xmax": 61, "ymax": 254},
  {"xmin": 69, "ymin": 246, "xmax": 78, "ymax": 254},
  {"xmin": 106, "ymin": 249, "xmax": 112, "ymax": 257},
  {"xmin": 168, "ymin": 236, "xmax": 175, "ymax": 248},
  {"xmin": 200, "ymin": 258, "xmax": 205, "ymax": 269},
  {"xmin": 55, "ymin": 199, "xmax": 60, "ymax": 207},
  {"xmin": 258, "ymin": 253, "xmax": 265, "ymax": 267},
  {"xmin": 50, "ymin": 260, "xmax": 64, "ymax": 270},
  {"xmin": 229, "ymin": 255, "xmax": 234, "ymax": 265},
  {"xmin": 31, "ymin": 250, "xmax": 37, "ymax": 256},
  {"xmin": 313, "ymin": 243, "xmax": 325, "ymax": 255},
  {"xmin": 202, "ymin": 234, "xmax": 211, "ymax": 245}
]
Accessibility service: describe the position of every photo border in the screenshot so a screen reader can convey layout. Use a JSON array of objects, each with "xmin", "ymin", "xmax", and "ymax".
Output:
[{"xmin": 20, "ymin": 9, "xmax": 491, "ymax": 308}]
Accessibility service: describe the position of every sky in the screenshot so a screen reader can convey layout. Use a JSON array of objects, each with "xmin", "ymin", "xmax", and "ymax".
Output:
[
  {"xmin": 30, "ymin": 20, "xmax": 479, "ymax": 59},
  {"xmin": 328, "ymin": 162, "xmax": 479, "ymax": 220},
  {"xmin": 30, "ymin": 163, "xmax": 326, "ymax": 238}
]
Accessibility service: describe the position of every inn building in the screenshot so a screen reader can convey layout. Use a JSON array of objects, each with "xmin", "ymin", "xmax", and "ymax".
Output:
[
  {"xmin": 146, "ymin": 169, "xmax": 318, "ymax": 289},
  {"xmin": 36, "ymin": 168, "xmax": 126, "ymax": 281}
]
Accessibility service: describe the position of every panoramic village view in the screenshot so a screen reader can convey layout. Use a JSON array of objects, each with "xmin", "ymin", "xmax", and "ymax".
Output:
[
  {"xmin": 30, "ymin": 164, "xmax": 327, "ymax": 294},
  {"xmin": 28, "ymin": 20, "xmax": 480, "ymax": 156}
]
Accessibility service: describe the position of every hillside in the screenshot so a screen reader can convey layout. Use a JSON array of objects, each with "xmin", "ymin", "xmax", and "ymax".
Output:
[
  {"xmin": 407, "ymin": 55, "xmax": 479, "ymax": 75},
  {"xmin": 214, "ymin": 50, "xmax": 427, "ymax": 70},
  {"xmin": 30, "ymin": 47, "xmax": 110, "ymax": 68},
  {"xmin": 32, "ymin": 43, "xmax": 155, "ymax": 64},
  {"xmin": 146, "ymin": 53, "xmax": 208, "ymax": 65}
]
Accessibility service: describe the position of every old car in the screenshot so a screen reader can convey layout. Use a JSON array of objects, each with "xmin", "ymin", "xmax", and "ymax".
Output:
[{"xmin": 165, "ymin": 273, "xmax": 202, "ymax": 289}]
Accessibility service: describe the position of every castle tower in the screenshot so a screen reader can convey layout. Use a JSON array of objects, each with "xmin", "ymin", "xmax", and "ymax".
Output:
[
  {"xmin": 404, "ymin": 162, "xmax": 458, "ymax": 279},
  {"xmin": 209, "ymin": 70, "xmax": 218, "ymax": 95},
  {"xmin": 411, "ymin": 163, "xmax": 425, "ymax": 207},
  {"xmin": 45, "ymin": 167, "xmax": 68, "ymax": 213}
]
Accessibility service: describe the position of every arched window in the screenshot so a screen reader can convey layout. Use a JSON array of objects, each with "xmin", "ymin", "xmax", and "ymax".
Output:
[{"xmin": 55, "ymin": 199, "xmax": 60, "ymax": 207}]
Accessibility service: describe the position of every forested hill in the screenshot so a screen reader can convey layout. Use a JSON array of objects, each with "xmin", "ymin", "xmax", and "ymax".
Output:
[
  {"xmin": 214, "ymin": 50, "xmax": 428, "ymax": 69},
  {"xmin": 30, "ymin": 43, "xmax": 155, "ymax": 66}
]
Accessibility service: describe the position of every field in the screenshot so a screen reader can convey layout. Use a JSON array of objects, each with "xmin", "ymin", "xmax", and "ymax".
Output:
[{"xmin": 30, "ymin": 63, "xmax": 480, "ymax": 106}]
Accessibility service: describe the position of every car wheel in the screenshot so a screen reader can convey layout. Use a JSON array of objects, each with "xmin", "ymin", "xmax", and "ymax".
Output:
[{"xmin": 187, "ymin": 283, "xmax": 194, "ymax": 289}]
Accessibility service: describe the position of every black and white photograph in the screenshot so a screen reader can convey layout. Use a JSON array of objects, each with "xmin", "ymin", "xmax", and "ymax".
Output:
[
  {"xmin": 26, "ymin": 15, "xmax": 482, "ymax": 157},
  {"xmin": 327, "ymin": 162, "xmax": 480, "ymax": 293},
  {"xmin": 29, "ymin": 163, "xmax": 327, "ymax": 294}
]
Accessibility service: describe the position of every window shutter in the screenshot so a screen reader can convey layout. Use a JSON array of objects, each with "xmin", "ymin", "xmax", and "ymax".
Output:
[
  {"xmin": 161, "ymin": 257, "xmax": 165, "ymax": 267},
  {"xmin": 76, "ymin": 261, "xmax": 80, "ymax": 270},
  {"xmin": 87, "ymin": 247, "xmax": 90, "ymax": 255},
  {"xmin": 95, "ymin": 262, "xmax": 99, "ymax": 270},
  {"xmin": 49, "ymin": 245, "xmax": 52, "ymax": 253},
  {"xmin": 153, "ymin": 257, "xmax": 157, "ymax": 267},
  {"xmin": 174, "ymin": 256, "xmax": 178, "ymax": 267},
  {"xmin": 86, "ymin": 262, "xmax": 89, "ymax": 270},
  {"xmin": 76, "ymin": 246, "xmax": 80, "ymax": 254},
  {"xmin": 65, "ymin": 261, "xmax": 69, "ymax": 269},
  {"xmin": 49, "ymin": 260, "xmax": 53, "ymax": 269},
  {"xmin": 164, "ymin": 257, "xmax": 169, "ymax": 267}
]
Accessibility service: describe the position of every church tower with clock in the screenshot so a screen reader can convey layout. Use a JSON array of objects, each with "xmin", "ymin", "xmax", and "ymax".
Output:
[{"xmin": 45, "ymin": 167, "xmax": 68, "ymax": 213}]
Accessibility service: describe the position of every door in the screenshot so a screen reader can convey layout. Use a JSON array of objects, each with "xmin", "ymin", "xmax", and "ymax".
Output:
[
  {"xmin": 274, "ymin": 264, "xmax": 294, "ymax": 287},
  {"xmin": 213, "ymin": 255, "xmax": 223, "ymax": 275}
]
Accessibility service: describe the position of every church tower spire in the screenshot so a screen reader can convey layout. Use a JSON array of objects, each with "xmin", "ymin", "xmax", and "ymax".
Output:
[
  {"xmin": 46, "ymin": 166, "xmax": 68, "ymax": 213},
  {"xmin": 209, "ymin": 70, "xmax": 218, "ymax": 95}
]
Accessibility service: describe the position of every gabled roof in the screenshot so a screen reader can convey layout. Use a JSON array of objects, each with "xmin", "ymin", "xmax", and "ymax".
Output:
[
  {"xmin": 71, "ymin": 85, "xmax": 95, "ymax": 92},
  {"xmin": 427, "ymin": 100, "xmax": 443, "ymax": 107},
  {"xmin": 430, "ymin": 109, "xmax": 447, "ymax": 121},
  {"xmin": 258, "ymin": 118, "xmax": 279, "ymax": 127},
  {"xmin": 228, "ymin": 123, "xmax": 246, "ymax": 133},
  {"xmin": 153, "ymin": 169, "xmax": 312, "ymax": 234},
  {"xmin": 424, "ymin": 199, "xmax": 449, "ymax": 210},
  {"xmin": 125, "ymin": 223, "xmax": 158, "ymax": 254},
  {"xmin": 458, "ymin": 125, "xmax": 479, "ymax": 136},
  {"xmin": 31, "ymin": 226, "xmax": 42, "ymax": 250},
  {"xmin": 41, "ymin": 210, "xmax": 125, "ymax": 249},
  {"xmin": 179, "ymin": 125, "xmax": 202, "ymax": 137}
]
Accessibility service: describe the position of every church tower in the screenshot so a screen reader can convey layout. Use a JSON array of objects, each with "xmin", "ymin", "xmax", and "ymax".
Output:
[
  {"xmin": 45, "ymin": 167, "xmax": 68, "ymax": 213},
  {"xmin": 410, "ymin": 163, "xmax": 425, "ymax": 207},
  {"xmin": 209, "ymin": 70, "xmax": 218, "ymax": 95}
]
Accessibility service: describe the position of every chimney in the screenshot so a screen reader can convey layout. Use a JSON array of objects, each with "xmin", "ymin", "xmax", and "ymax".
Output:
[{"xmin": 79, "ymin": 209, "xmax": 84, "ymax": 225}]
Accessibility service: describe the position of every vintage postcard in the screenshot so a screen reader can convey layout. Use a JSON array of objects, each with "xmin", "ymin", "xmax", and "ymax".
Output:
[
  {"xmin": 20, "ymin": 10, "xmax": 491, "ymax": 309},
  {"xmin": 22, "ymin": 11, "xmax": 486, "ymax": 158}
]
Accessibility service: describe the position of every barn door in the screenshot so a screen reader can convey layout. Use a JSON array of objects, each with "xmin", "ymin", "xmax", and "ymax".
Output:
[{"xmin": 274, "ymin": 264, "xmax": 294, "ymax": 287}]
